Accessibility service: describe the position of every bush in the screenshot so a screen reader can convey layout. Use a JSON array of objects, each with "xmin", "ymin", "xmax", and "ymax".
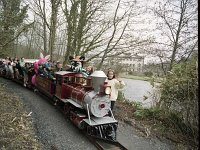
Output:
[
  {"xmin": 117, "ymin": 91, "xmax": 126, "ymax": 102},
  {"xmin": 144, "ymin": 71, "xmax": 153, "ymax": 77},
  {"xmin": 158, "ymin": 57, "xmax": 198, "ymax": 142},
  {"xmin": 134, "ymin": 107, "xmax": 162, "ymax": 120}
]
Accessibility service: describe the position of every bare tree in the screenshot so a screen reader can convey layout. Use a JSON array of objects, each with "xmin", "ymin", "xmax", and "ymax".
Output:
[
  {"xmin": 97, "ymin": 0, "xmax": 129, "ymax": 69},
  {"xmin": 49, "ymin": 0, "xmax": 61, "ymax": 60},
  {"xmin": 153, "ymin": 0, "xmax": 198, "ymax": 71},
  {"xmin": 29, "ymin": 0, "xmax": 49, "ymax": 55},
  {"xmin": 62, "ymin": 0, "xmax": 137, "ymax": 67},
  {"xmin": 29, "ymin": 0, "xmax": 61, "ymax": 60}
]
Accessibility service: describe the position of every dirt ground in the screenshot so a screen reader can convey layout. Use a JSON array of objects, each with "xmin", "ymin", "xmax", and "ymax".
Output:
[{"xmin": 0, "ymin": 83, "xmax": 43, "ymax": 150}]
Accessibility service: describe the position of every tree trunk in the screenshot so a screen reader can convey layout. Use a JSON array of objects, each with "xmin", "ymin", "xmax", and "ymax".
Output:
[{"xmin": 43, "ymin": 0, "xmax": 48, "ymax": 56}]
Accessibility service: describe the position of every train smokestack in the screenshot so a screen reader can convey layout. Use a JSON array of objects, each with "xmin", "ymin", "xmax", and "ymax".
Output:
[{"xmin": 90, "ymin": 71, "xmax": 107, "ymax": 92}]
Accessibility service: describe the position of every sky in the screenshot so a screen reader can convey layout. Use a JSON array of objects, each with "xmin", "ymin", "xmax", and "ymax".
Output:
[
  {"xmin": 24, "ymin": 0, "xmax": 164, "ymax": 64},
  {"xmin": 24, "ymin": 0, "xmax": 197, "ymax": 64}
]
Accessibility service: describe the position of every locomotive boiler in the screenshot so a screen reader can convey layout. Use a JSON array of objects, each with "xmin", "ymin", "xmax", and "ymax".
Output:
[{"xmin": 35, "ymin": 70, "xmax": 118, "ymax": 140}]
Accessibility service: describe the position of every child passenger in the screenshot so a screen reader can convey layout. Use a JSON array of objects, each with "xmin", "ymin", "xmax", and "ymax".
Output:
[
  {"xmin": 85, "ymin": 65, "xmax": 94, "ymax": 75},
  {"xmin": 106, "ymin": 70, "xmax": 125, "ymax": 111}
]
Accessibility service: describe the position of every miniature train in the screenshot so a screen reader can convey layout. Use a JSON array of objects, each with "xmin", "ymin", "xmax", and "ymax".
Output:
[{"xmin": 0, "ymin": 59, "xmax": 118, "ymax": 141}]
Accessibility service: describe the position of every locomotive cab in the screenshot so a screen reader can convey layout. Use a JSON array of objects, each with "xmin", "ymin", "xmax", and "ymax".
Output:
[{"xmin": 54, "ymin": 71, "xmax": 93, "ymax": 99}]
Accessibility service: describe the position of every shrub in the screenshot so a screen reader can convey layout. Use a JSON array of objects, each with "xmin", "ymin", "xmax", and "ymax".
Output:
[
  {"xmin": 117, "ymin": 91, "xmax": 126, "ymax": 102},
  {"xmin": 144, "ymin": 71, "xmax": 153, "ymax": 77},
  {"xmin": 158, "ymin": 57, "xmax": 198, "ymax": 142},
  {"xmin": 134, "ymin": 107, "xmax": 162, "ymax": 120}
]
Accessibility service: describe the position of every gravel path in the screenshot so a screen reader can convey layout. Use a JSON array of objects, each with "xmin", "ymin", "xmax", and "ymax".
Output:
[{"xmin": 0, "ymin": 77, "xmax": 176, "ymax": 150}]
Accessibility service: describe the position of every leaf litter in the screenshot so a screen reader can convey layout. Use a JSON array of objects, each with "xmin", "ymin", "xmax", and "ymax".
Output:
[{"xmin": 0, "ymin": 83, "xmax": 43, "ymax": 150}]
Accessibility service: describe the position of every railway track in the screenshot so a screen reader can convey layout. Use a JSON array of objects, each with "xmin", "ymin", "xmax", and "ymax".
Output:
[
  {"xmin": 38, "ymin": 90, "xmax": 128, "ymax": 150},
  {"xmin": 86, "ymin": 134, "xmax": 128, "ymax": 150},
  {"xmin": 1, "ymin": 76, "xmax": 128, "ymax": 150}
]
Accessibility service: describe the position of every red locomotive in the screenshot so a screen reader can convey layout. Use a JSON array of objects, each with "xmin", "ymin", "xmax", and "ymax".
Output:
[{"xmin": 35, "ymin": 70, "xmax": 118, "ymax": 140}]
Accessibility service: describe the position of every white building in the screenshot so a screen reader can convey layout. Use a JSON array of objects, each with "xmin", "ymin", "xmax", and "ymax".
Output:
[
  {"xmin": 87, "ymin": 53, "xmax": 144, "ymax": 73},
  {"xmin": 107, "ymin": 53, "xmax": 145, "ymax": 73}
]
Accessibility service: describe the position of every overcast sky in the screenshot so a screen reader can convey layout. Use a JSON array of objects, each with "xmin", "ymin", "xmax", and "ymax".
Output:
[{"xmin": 25, "ymin": 0, "xmax": 197, "ymax": 64}]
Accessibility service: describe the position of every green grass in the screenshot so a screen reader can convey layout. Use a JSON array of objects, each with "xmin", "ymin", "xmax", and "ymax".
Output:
[
  {"xmin": 120, "ymin": 74, "xmax": 151, "ymax": 81},
  {"xmin": 120, "ymin": 74, "xmax": 164, "ymax": 83}
]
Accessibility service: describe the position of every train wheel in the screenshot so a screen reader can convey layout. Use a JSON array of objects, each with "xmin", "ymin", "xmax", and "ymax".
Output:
[
  {"xmin": 105, "ymin": 125, "xmax": 117, "ymax": 141},
  {"xmin": 53, "ymin": 96, "xmax": 58, "ymax": 105},
  {"xmin": 63, "ymin": 103, "xmax": 70, "ymax": 117},
  {"xmin": 33, "ymin": 88, "xmax": 38, "ymax": 92}
]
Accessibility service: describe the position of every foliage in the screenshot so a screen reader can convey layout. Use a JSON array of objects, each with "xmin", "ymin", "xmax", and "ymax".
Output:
[
  {"xmin": 116, "ymin": 91, "xmax": 138, "ymax": 119},
  {"xmin": 143, "ymin": 71, "xmax": 153, "ymax": 77},
  {"xmin": 159, "ymin": 57, "xmax": 198, "ymax": 122},
  {"xmin": 134, "ymin": 107, "xmax": 162, "ymax": 120},
  {"xmin": 157, "ymin": 56, "xmax": 198, "ymax": 142},
  {"xmin": 0, "ymin": 0, "xmax": 29, "ymax": 57},
  {"xmin": 134, "ymin": 106, "xmax": 198, "ymax": 145},
  {"xmin": 118, "ymin": 61, "xmax": 198, "ymax": 146},
  {"xmin": 117, "ymin": 91, "xmax": 126, "ymax": 102}
]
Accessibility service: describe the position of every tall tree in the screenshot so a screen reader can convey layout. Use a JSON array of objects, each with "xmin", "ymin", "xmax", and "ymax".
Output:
[
  {"xmin": 42, "ymin": 0, "xmax": 48, "ymax": 56},
  {"xmin": 30, "ymin": 0, "xmax": 61, "ymax": 59},
  {"xmin": 97, "ymin": 0, "xmax": 129, "ymax": 69},
  {"xmin": 153, "ymin": 0, "xmax": 198, "ymax": 71},
  {"xmin": 62, "ymin": 0, "xmax": 134, "ymax": 66},
  {"xmin": 49, "ymin": 0, "xmax": 61, "ymax": 60},
  {"xmin": 0, "ymin": 0, "xmax": 32, "ymax": 57},
  {"xmin": 63, "ymin": 0, "xmax": 82, "ymax": 62},
  {"xmin": 30, "ymin": 0, "xmax": 49, "ymax": 56}
]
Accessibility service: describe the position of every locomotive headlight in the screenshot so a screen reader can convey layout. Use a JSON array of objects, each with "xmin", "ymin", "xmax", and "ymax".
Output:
[{"xmin": 105, "ymin": 87, "xmax": 111, "ymax": 94}]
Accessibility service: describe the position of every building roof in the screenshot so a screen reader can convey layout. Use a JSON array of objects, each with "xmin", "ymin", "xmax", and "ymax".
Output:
[{"xmin": 113, "ymin": 53, "xmax": 144, "ymax": 59}]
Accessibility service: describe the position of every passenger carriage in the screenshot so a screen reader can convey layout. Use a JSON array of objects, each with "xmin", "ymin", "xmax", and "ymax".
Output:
[
  {"xmin": 0, "ymin": 59, "xmax": 37, "ymax": 84},
  {"xmin": 13, "ymin": 59, "xmax": 38, "ymax": 87}
]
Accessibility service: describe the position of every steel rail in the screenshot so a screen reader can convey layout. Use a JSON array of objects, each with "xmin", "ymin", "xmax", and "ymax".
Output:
[{"xmin": 85, "ymin": 134, "xmax": 128, "ymax": 150}]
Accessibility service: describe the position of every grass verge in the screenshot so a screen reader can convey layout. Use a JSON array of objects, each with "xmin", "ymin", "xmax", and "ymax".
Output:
[
  {"xmin": 120, "ymin": 74, "xmax": 151, "ymax": 81},
  {"xmin": 120, "ymin": 74, "xmax": 164, "ymax": 83}
]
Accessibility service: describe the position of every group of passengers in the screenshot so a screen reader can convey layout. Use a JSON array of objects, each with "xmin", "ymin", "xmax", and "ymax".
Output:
[
  {"xmin": 37, "ymin": 61, "xmax": 63, "ymax": 80},
  {"xmin": 0, "ymin": 56, "xmax": 94, "ymax": 86},
  {"xmin": 38, "ymin": 60, "xmax": 93, "ymax": 80},
  {"xmin": 0, "ymin": 57, "xmax": 34, "ymax": 86}
]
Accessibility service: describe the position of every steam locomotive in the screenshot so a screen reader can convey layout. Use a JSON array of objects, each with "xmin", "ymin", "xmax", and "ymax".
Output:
[{"xmin": 0, "ymin": 59, "xmax": 118, "ymax": 141}]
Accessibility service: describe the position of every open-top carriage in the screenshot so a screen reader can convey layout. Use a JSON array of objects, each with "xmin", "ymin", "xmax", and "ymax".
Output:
[
  {"xmin": 0, "ymin": 59, "xmax": 37, "ymax": 86},
  {"xmin": 13, "ymin": 59, "xmax": 37, "ymax": 87}
]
